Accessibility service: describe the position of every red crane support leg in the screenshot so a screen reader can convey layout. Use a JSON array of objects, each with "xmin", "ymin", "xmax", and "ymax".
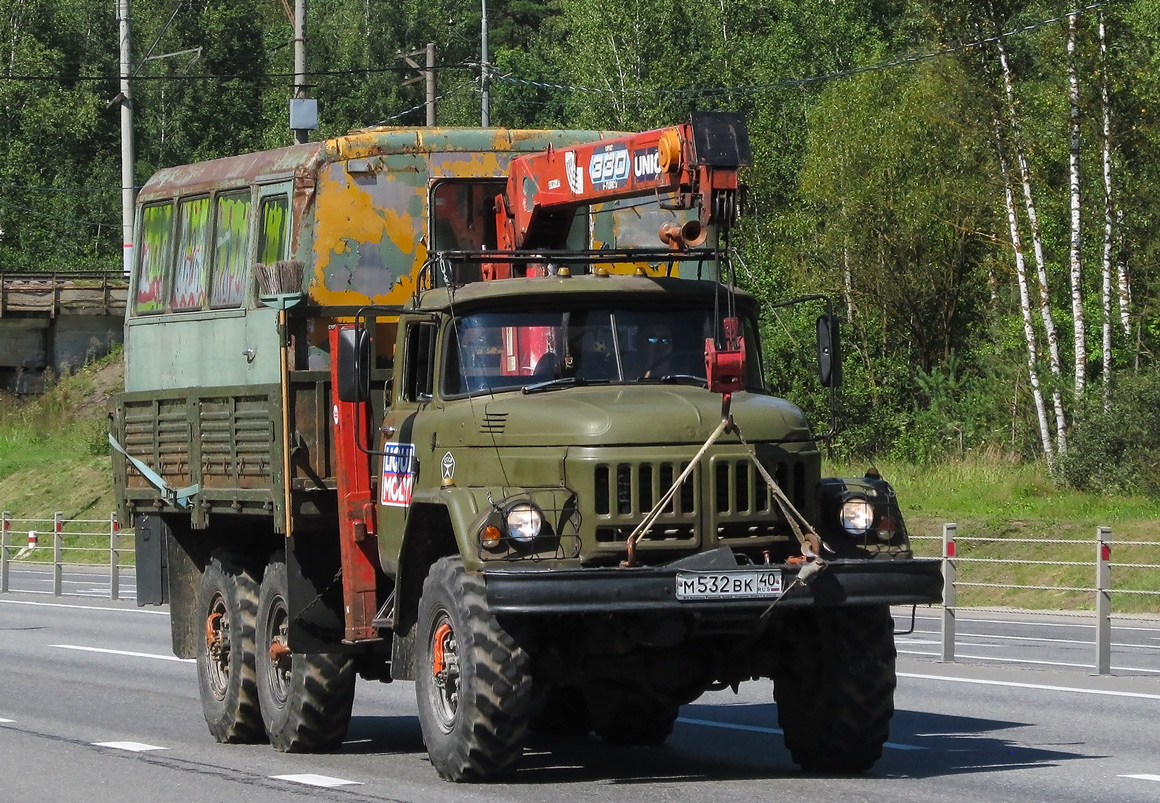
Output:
[{"xmin": 328, "ymin": 324, "xmax": 381, "ymax": 642}]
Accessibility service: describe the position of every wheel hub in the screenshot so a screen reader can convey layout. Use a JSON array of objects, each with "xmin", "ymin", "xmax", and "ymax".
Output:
[
  {"xmin": 430, "ymin": 617, "xmax": 460, "ymax": 728},
  {"xmin": 204, "ymin": 595, "xmax": 230, "ymax": 700}
]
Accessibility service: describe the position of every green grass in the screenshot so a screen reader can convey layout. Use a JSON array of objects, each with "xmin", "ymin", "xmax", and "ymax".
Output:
[{"xmin": 0, "ymin": 352, "xmax": 122, "ymax": 551}]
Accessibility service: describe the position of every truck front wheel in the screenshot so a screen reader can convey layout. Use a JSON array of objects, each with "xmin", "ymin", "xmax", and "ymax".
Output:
[
  {"xmin": 415, "ymin": 557, "xmax": 533, "ymax": 781},
  {"xmin": 196, "ymin": 552, "xmax": 264, "ymax": 743},
  {"xmin": 255, "ymin": 554, "xmax": 356, "ymax": 752},
  {"xmin": 771, "ymin": 605, "xmax": 896, "ymax": 773}
]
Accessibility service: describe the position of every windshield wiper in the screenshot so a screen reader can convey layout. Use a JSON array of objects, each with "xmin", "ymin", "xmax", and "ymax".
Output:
[
  {"xmin": 521, "ymin": 376, "xmax": 611, "ymax": 394},
  {"xmin": 657, "ymin": 374, "xmax": 709, "ymax": 387}
]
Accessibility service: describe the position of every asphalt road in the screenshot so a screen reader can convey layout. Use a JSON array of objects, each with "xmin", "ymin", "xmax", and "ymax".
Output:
[{"xmin": 2, "ymin": 592, "xmax": 1159, "ymax": 803}]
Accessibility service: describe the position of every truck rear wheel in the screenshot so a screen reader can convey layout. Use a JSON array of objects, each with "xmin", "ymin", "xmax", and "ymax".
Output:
[
  {"xmin": 196, "ymin": 552, "xmax": 264, "ymax": 743},
  {"xmin": 772, "ymin": 605, "xmax": 896, "ymax": 773},
  {"xmin": 415, "ymin": 556, "xmax": 533, "ymax": 781},
  {"xmin": 255, "ymin": 554, "xmax": 356, "ymax": 752}
]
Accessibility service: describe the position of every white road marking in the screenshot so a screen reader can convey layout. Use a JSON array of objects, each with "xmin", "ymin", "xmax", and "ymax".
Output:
[
  {"xmin": 0, "ymin": 718, "xmax": 14, "ymax": 723},
  {"xmin": 51, "ymin": 644, "xmax": 194, "ymax": 663},
  {"xmin": 0, "ymin": 599, "xmax": 163, "ymax": 615},
  {"xmin": 898, "ymin": 649, "xmax": 1160, "ymax": 674},
  {"xmin": 676, "ymin": 717, "xmax": 924, "ymax": 750},
  {"xmin": 1120, "ymin": 774, "xmax": 1160, "ymax": 782},
  {"xmin": 271, "ymin": 774, "xmax": 363, "ymax": 788},
  {"xmin": 900, "ymin": 672, "xmax": 1160, "ymax": 699},
  {"xmin": 900, "ymin": 631, "xmax": 1160, "ymax": 652},
  {"xmin": 902, "ymin": 614, "xmax": 1160, "ymax": 634},
  {"xmin": 93, "ymin": 741, "xmax": 168, "ymax": 752}
]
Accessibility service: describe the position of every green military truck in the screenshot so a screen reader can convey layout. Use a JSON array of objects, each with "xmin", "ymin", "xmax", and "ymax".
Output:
[{"xmin": 112, "ymin": 113, "xmax": 942, "ymax": 781}]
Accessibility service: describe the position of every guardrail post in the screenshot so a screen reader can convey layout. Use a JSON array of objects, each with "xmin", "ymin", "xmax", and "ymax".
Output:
[
  {"xmin": 941, "ymin": 522, "xmax": 957, "ymax": 663},
  {"xmin": 110, "ymin": 512, "xmax": 120, "ymax": 601},
  {"xmin": 53, "ymin": 511, "xmax": 63, "ymax": 596},
  {"xmin": 1096, "ymin": 526, "xmax": 1112, "ymax": 675},
  {"xmin": 1, "ymin": 511, "xmax": 10, "ymax": 592}
]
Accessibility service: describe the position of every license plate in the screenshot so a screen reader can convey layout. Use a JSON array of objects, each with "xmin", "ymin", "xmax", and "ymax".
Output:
[{"xmin": 675, "ymin": 570, "xmax": 783, "ymax": 600}]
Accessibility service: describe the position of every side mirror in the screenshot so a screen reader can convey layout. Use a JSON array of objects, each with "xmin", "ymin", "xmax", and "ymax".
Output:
[
  {"xmin": 336, "ymin": 326, "xmax": 370, "ymax": 402},
  {"xmin": 816, "ymin": 314, "xmax": 842, "ymax": 388}
]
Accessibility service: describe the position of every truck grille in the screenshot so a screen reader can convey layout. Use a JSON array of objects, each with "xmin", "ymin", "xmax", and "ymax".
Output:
[
  {"xmin": 583, "ymin": 453, "xmax": 812, "ymax": 549},
  {"xmin": 592, "ymin": 460, "xmax": 698, "ymax": 544},
  {"xmin": 710, "ymin": 455, "xmax": 808, "ymax": 543}
]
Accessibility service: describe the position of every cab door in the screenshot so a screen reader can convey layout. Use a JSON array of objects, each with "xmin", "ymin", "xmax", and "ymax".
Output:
[{"xmin": 376, "ymin": 316, "xmax": 438, "ymax": 575}]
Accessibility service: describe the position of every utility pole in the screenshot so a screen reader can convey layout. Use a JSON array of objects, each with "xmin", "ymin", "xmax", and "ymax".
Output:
[
  {"xmin": 290, "ymin": 0, "xmax": 315, "ymax": 144},
  {"xmin": 117, "ymin": 0, "xmax": 134, "ymax": 277},
  {"xmin": 480, "ymin": 0, "xmax": 489, "ymax": 126},
  {"xmin": 399, "ymin": 43, "xmax": 437, "ymax": 126},
  {"xmin": 427, "ymin": 42, "xmax": 436, "ymax": 126}
]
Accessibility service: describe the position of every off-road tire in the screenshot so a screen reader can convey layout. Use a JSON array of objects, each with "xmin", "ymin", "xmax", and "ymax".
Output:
[
  {"xmin": 529, "ymin": 683, "xmax": 591, "ymax": 737},
  {"xmin": 195, "ymin": 551, "xmax": 265, "ymax": 743},
  {"xmin": 587, "ymin": 685, "xmax": 679, "ymax": 746},
  {"xmin": 255, "ymin": 554, "xmax": 356, "ymax": 752},
  {"xmin": 772, "ymin": 605, "xmax": 896, "ymax": 773},
  {"xmin": 415, "ymin": 556, "xmax": 534, "ymax": 781}
]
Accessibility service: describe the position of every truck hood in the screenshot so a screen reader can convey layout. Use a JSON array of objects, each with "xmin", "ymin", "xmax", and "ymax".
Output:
[{"xmin": 439, "ymin": 387, "xmax": 812, "ymax": 448}]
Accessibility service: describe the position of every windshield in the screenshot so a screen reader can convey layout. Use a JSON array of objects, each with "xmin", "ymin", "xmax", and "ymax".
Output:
[{"xmin": 442, "ymin": 305, "xmax": 764, "ymax": 396}]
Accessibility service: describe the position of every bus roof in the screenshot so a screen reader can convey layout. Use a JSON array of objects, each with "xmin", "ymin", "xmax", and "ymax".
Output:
[{"xmin": 137, "ymin": 126, "xmax": 618, "ymax": 203}]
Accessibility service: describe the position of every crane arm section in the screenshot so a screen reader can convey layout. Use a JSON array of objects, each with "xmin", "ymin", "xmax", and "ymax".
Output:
[{"xmin": 496, "ymin": 112, "xmax": 751, "ymax": 252}]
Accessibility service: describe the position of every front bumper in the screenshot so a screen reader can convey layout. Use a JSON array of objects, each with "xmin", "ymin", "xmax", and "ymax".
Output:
[{"xmin": 484, "ymin": 556, "xmax": 943, "ymax": 616}]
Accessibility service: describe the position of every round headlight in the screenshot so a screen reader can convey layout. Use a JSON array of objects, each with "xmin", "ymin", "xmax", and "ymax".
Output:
[
  {"xmin": 839, "ymin": 498, "xmax": 875, "ymax": 534},
  {"xmin": 505, "ymin": 503, "xmax": 543, "ymax": 542}
]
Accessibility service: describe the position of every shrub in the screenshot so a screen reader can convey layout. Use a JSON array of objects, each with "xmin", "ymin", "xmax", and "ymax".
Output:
[{"xmin": 1063, "ymin": 370, "xmax": 1160, "ymax": 497}]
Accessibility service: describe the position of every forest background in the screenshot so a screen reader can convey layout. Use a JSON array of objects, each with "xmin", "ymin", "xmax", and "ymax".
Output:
[{"xmin": 1, "ymin": 0, "xmax": 1159, "ymax": 499}]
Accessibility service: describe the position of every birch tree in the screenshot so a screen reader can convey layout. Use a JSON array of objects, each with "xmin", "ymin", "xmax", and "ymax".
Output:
[
  {"xmin": 997, "ymin": 126, "xmax": 1056, "ymax": 472},
  {"xmin": 1066, "ymin": 12, "xmax": 1085, "ymax": 400},
  {"xmin": 1099, "ymin": 10, "xmax": 1114, "ymax": 407},
  {"xmin": 992, "ymin": 23, "xmax": 1067, "ymax": 457}
]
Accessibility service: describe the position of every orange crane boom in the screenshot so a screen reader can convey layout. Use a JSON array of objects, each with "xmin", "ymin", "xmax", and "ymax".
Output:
[{"xmin": 495, "ymin": 112, "xmax": 751, "ymax": 252}]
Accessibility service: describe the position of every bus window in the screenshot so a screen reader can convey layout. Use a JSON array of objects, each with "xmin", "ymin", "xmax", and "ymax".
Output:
[
  {"xmin": 257, "ymin": 195, "xmax": 289, "ymax": 265},
  {"xmin": 210, "ymin": 191, "xmax": 250, "ymax": 307},
  {"xmin": 136, "ymin": 202, "xmax": 172, "ymax": 314},
  {"xmin": 172, "ymin": 197, "xmax": 211, "ymax": 310},
  {"xmin": 431, "ymin": 181, "xmax": 503, "ymax": 251}
]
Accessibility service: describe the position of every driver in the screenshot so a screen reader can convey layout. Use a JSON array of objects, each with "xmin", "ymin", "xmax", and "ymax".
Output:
[{"xmin": 638, "ymin": 323, "xmax": 673, "ymax": 378}]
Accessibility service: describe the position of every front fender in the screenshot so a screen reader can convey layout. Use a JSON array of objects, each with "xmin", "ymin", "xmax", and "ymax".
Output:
[{"xmin": 411, "ymin": 485, "xmax": 580, "ymax": 569}]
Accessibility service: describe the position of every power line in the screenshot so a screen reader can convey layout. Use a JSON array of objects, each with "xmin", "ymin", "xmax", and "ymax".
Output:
[
  {"xmin": 0, "ymin": 63, "xmax": 474, "ymax": 84},
  {"xmin": 371, "ymin": 79, "xmax": 476, "ymax": 126}
]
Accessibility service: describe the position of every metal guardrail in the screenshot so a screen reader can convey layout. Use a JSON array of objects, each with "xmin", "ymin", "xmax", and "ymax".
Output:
[
  {"xmin": 0, "ymin": 511, "xmax": 132, "ymax": 600},
  {"xmin": 910, "ymin": 523, "xmax": 1160, "ymax": 675},
  {"xmin": 0, "ymin": 512, "xmax": 1153, "ymax": 676}
]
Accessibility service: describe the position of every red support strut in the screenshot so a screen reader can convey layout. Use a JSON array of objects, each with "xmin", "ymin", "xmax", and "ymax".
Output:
[{"xmin": 328, "ymin": 324, "xmax": 381, "ymax": 643}]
